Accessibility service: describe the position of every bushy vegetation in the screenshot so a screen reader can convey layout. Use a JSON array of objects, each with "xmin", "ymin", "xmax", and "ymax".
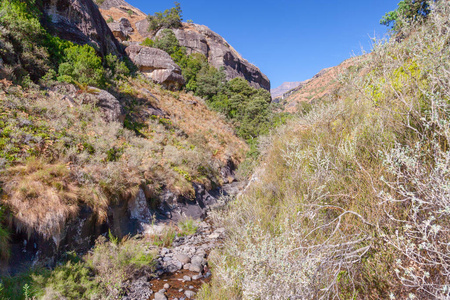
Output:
[
  {"xmin": 147, "ymin": 1, "xmax": 182, "ymax": 32},
  {"xmin": 0, "ymin": 0, "xmax": 129, "ymax": 87},
  {"xmin": 200, "ymin": 2, "xmax": 450, "ymax": 299}
]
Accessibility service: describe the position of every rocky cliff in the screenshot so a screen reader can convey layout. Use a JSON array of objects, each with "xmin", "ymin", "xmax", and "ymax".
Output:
[
  {"xmin": 98, "ymin": 0, "xmax": 271, "ymax": 90},
  {"xmin": 40, "ymin": 0, "xmax": 122, "ymax": 56}
]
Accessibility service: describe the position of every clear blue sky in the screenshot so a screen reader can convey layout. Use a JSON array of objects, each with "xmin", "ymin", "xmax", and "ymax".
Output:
[{"xmin": 126, "ymin": 0, "xmax": 399, "ymax": 89}]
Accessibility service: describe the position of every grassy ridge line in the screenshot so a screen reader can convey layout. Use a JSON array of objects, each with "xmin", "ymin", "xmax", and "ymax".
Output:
[{"xmin": 199, "ymin": 2, "xmax": 450, "ymax": 299}]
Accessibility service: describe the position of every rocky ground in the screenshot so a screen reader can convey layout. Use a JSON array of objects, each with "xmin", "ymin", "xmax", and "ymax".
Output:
[{"xmin": 122, "ymin": 220, "xmax": 225, "ymax": 300}]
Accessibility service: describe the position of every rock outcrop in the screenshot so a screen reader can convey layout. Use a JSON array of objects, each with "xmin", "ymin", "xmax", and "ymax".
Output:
[
  {"xmin": 155, "ymin": 24, "xmax": 270, "ymax": 91},
  {"xmin": 107, "ymin": 17, "xmax": 134, "ymax": 41},
  {"xmin": 50, "ymin": 84, "xmax": 125, "ymax": 123},
  {"xmin": 99, "ymin": 0, "xmax": 270, "ymax": 90},
  {"xmin": 40, "ymin": 0, "xmax": 122, "ymax": 56},
  {"xmin": 125, "ymin": 45, "xmax": 185, "ymax": 90}
]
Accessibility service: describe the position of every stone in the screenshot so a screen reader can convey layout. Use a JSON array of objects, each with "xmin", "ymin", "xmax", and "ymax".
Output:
[
  {"xmin": 163, "ymin": 283, "xmax": 170, "ymax": 289},
  {"xmin": 122, "ymin": 276, "xmax": 153, "ymax": 300},
  {"xmin": 89, "ymin": 88, "xmax": 125, "ymax": 123},
  {"xmin": 175, "ymin": 253, "xmax": 191, "ymax": 265},
  {"xmin": 167, "ymin": 262, "xmax": 182, "ymax": 273},
  {"xmin": 125, "ymin": 45, "xmax": 185, "ymax": 90},
  {"xmin": 183, "ymin": 275, "xmax": 191, "ymax": 281},
  {"xmin": 154, "ymin": 293, "xmax": 167, "ymax": 300},
  {"xmin": 184, "ymin": 290, "xmax": 195, "ymax": 299},
  {"xmin": 119, "ymin": 17, "xmax": 133, "ymax": 34},
  {"xmin": 189, "ymin": 263, "xmax": 202, "ymax": 273},
  {"xmin": 98, "ymin": 0, "xmax": 270, "ymax": 90},
  {"xmin": 192, "ymin": 274, "xmax": 203, "ymax": 280},
  {"xmin": 108, "ymin": 18, "xmax": 133, "ymax": 41},
  {"xmin": 128, "ymin": 188, "xmax": 152, "ymax": 223}
]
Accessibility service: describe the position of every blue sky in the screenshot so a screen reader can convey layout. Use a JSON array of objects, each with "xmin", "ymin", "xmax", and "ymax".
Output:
[{"xmin": 126, "ymin": 0, "xmax": 400, "ymax": 89}]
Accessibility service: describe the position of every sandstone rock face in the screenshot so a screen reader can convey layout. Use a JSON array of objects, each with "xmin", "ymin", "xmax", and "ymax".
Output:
[
  {"xmin": 41, "ymin": 0, "xmax": 122, "ymax": 56},
  {"xmin": 98, "ymin": 0, "xmax": 270, "ymax": 90},
  {"xmin": 165, "ymin": 24, "xmax": 270, "ymax": 91},
  {"xmin": 125, "ymin": 45, "xmax": 185, "ymax": 90}
]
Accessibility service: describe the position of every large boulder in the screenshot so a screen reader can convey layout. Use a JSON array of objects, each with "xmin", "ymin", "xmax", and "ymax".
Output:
[
  {"xmin": 108, "ymin": 22, "xmax": 127, "ymax": 41},
  {"xmin": 40, "ymin": 0, "xmax": 122, "ymax": 56},
  {"xmin": 107, "ymin": 18, "xmax": 134, "ymax": 42},
  {"xmin": 125, "ymin": 45, "xmax": 185, "ymax": 90}
]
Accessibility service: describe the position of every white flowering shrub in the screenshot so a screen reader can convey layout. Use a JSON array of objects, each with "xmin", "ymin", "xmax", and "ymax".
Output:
[{"xmin": 199, "ymin": 2, "xmax": 450, "ymax": 299}]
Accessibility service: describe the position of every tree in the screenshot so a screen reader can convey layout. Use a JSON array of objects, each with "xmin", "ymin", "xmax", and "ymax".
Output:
[
  {"xmin": 380, "ymin": 0, "xmax": 433, "ymax": 31},
  {"xmin": 153, "ymin": 29, "xmax": 181, "ymax": 55},
  {"xmin": 147, "ymin": 2, "xmax": 182, "ymax": 32}
]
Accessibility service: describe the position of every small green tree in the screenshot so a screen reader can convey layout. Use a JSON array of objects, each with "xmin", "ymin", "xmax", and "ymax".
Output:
[
  {"xmin": 153, "ymin": 29, "xmax": 181, "ymax": 55},
  {"xmin": 380, "ymin": 0, "xmax": 433, "ymax": 31},
  {"xmin": 147, "ymin": 2, "xmax": 182, "ymax": 32}
]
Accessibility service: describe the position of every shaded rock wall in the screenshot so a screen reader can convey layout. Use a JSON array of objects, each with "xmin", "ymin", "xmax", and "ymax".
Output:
[{"xmin": 40, "ymin": 0, "xmax": 122, "ymax": 56}]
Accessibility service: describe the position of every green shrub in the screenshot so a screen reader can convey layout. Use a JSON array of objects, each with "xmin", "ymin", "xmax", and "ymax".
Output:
[
  {"xmin": 178, "ymin": 218, "xmax": 198, "ymax": 236},
  {"xmin": 142, "ymin": 37, "xmax": 154, "ymax": 47},
  {"xmin": 57, "ymin": 44, "xmax": 106, "ymax": 87},
  {"xmin": 33, "ymin": 259, "xmax": 101, "ymax": 299},
  {"xmin": 153, "ymin": 29, "xmax": 181, "ymax": 56},
  {"xmin": 152, "ymin": 226, "xmax": 177, "ymax": 247},
  {"xmin": 147, "ymin": 2, "xmax": 182, "ymax": 32}
]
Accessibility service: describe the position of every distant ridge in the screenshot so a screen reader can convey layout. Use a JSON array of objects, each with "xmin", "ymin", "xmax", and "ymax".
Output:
[{"xmin": 270, "ymin": 81, "xmax": 303, "ymax": 99}]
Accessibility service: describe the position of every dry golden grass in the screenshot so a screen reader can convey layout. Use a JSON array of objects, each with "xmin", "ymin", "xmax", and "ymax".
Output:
[{"xmin": 2, "ymin": 158, "xmax": 79, "ymax": 241}]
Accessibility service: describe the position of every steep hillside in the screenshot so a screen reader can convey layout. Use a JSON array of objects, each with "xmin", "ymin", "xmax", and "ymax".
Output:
[
  {"xmin": 199, "ymin": 2, "xmax": 450, "ymax": 299},
  {"xmin": 98, "ymin": 0, "xmax": 271, "ymax": 90},
  {"xmin": 0, "ymin": 1, "xmax": 249, "ymax": 296},
  {"xmin": 281, "ymin": 56, "xmax": 367, "ymax": 112}
]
